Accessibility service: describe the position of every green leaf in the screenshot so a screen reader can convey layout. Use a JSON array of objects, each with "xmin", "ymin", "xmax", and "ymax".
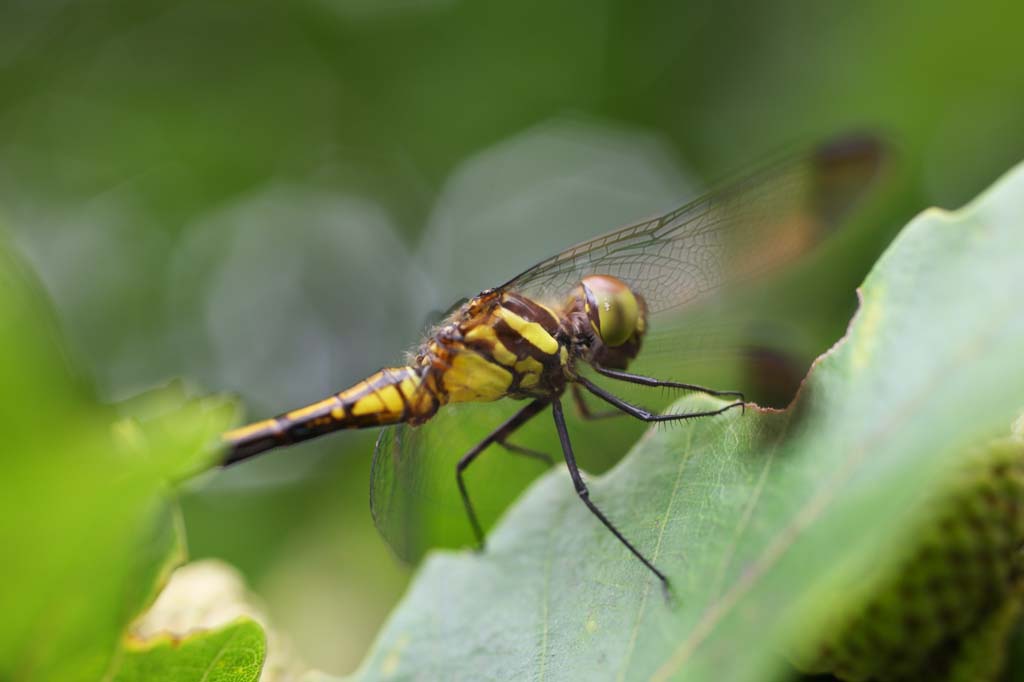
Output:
[
  {"xmin": 109, "ymin": 618, "xmax": 265, "ymax": 682},
  {"xmin": 343, "ymin": 160, "xmax": 1024, "ymax": 682},
  {"xmin": 112, "ymin": 379, "xmax": 240, "ymax": 483},
  {"xmin": 0, "ymin": 234, "xmax": 239, "ymax": 681}
]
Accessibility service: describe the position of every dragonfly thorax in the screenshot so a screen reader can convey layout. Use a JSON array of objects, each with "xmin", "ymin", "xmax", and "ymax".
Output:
[
  {"xmin": 413, "ymin": 275, "xmax": 648, "ymax": 409},
  {"xmin": 415, "ymin": 288, "xmax": 570, "ymax": 405}
]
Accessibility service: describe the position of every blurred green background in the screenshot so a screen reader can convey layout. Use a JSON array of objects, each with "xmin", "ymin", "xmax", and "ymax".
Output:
[{"xmin": 3, "ymin": 0, "xmax": 1024, "ymax": 674}]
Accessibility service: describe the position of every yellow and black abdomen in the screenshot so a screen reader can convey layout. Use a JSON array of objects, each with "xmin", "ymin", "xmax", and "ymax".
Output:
[{"xmin": 223, "ymin": 366, "xmax": 437, "ymax": 464}]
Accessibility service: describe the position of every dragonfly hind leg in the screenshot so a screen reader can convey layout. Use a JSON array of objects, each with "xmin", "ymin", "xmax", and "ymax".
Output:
[
  {"xmin": 456, "ymin": 398, "xmax": 551, "ymax": 550},
  {"xmin": 550, "ymin": 397, "xmax": 669, "ymax": 590}
]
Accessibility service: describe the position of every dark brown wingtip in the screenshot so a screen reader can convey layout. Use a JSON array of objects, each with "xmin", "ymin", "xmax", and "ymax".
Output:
[
  {"xmin": 741, "ymin": 344, "xmax": 806, "ymax": 410},
  {"xmin": 813, "ymin": 132, "xmax": 890, "ymax": 229},
  {"xmin": 815, "ymin": 131, "xmax": 888, "ymax": 168}
]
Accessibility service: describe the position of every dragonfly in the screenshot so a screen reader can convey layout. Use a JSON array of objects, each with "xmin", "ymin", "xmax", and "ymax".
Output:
[{"xmin": 221, "ymin": 134, "xmax": 885, "ymax": 589}]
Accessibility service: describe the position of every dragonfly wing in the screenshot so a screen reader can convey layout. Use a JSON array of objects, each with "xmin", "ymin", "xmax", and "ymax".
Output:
[
  {"xmin": 502, "ymin": 134, "xmax": 886, "ymax": 314},
  {"xmin": 500, "ymin": 134, "xmax": 885, "ymax": 405},
  {"xmin": 371, "ymin": 398, "xmax": 556, "ymax": 564}
]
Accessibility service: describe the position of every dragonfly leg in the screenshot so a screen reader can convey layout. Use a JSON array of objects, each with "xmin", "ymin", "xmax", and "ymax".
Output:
[
  {"xmin": 551, "ymin": 397, "xmax": 669, "ymax": 589},
  {"xmin": 497, "ymin": 440, "xmax": 553, "ymax": 465},
  {"xmin": 571, "ymin": 383, "xmax": 623, "ymax": 421},
  {"xmin": 593, "ymin": 365, "xmax": 745, "ymax": 403},
  {"xmin": 456, "ymin": 398, "xmax": 550, "ymax": 550},
  {"xmin": 576, "ymin": 376, "xmax": 745, "ymax": 422}
]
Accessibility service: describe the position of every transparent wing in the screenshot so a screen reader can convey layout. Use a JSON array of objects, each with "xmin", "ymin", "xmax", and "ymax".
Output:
[
  {"xmin": 371, "ymin": 398, "xmax": 561, "ymax": 564},
  {"xmin": 370, "ymin": 394, "xmax": 645, "ymax": 564},
  {"xmin": 501, "ymin": 134, "xmax": 886, "ymax": 314}
]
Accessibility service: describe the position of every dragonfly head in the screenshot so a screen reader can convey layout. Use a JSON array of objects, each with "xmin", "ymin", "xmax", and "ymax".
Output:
[{"xmin": 578, "ymin": 275, "xmax": 647, "ymax": 367}]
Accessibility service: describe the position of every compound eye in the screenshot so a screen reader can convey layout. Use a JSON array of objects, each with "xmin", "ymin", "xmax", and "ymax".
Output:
[{"xmin": 581, "ymin": 275, "xmax": 640, "ymax": 347}]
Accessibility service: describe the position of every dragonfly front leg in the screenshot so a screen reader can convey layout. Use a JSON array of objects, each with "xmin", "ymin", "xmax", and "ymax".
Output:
[
  {"xmin": 550, "ymin": 397, "xmax": 669, "ymax": 590},
  {"xmin": 456, "ymin": 398, "xmax": 551, "ymax": 550},
  {"xmin": 576, "ymin": 375, "xmax": 745, "ymax": 422},
  {"xmin": 593, "ymin": 364, "xmax": 745, "ymax": 403}
]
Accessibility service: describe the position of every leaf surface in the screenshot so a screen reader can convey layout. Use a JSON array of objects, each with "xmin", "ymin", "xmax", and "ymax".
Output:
[
  {"xmin": 110, "ymin": 618, "xmax": 265, "ymax": 682},
  {"xmin": 0, "ymin": 236, "xmax": 241, "ymax": 680}
]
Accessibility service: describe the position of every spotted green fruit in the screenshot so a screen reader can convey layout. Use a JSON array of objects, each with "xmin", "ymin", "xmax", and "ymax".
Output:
[{"xmin": 791, "ymin": 434, "xmax": 1024, "ymax": 681}]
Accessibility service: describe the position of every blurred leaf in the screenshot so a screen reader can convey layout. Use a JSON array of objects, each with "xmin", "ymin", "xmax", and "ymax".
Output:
[
  {"xmin": 113, "ymin": 379, "xmax": 239, "ymax": 481},
  {"xmin": 1005, "ymin": 608, "xmax": 1024, "ymax": 679},
  {"xmin": 109, "ymin": 618, "xmax": 265, "ymax": 682},
  {"xmin": 128, "ymin": 559, "xmax": 304, "ymax": 681},
  {"xmin": 341, "ymin": 160, "xmax": 1024, "ymax": 681},
  {"xmin": 0, "ymin": 235, "xmax": 237, "ymax": 680},
  {"xmin": 790, "ymin": 435, "xmax": 1024, "ymax": 680}
]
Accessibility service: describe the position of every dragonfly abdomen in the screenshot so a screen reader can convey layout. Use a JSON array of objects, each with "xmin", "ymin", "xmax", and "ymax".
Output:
[{"xmin": 223, "ymin": 366, "xmax": 437, "ymax": 464}]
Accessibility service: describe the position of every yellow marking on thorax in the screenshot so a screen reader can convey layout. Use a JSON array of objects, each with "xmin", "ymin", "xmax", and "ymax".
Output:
[
  {"xmin": 514, "ymin": 356, "xmax": 544, "ymax": 389},
  {"xmin": 519, "ymin": 373, "xmax": 539, "ymax": 389},
  {"xmin": 442, "ymin": 351, "xmax": 513, "ymax": 403},
  {"xmin": 464, "ymin": 325, "xmax": 517, "ymax": 366},
  {"xmin": 493, "ymin": 307, "xmax": 559, "ymax": 355},
  {"xmin": 514, "ymin": 356, "xmax": 543, "ymax": 375}
]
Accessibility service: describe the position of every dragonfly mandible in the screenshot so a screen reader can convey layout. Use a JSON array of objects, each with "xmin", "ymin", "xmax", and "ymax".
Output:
[{"xmin": 222, "ymin": 134, "xmax": 885, "ymax": 589}]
